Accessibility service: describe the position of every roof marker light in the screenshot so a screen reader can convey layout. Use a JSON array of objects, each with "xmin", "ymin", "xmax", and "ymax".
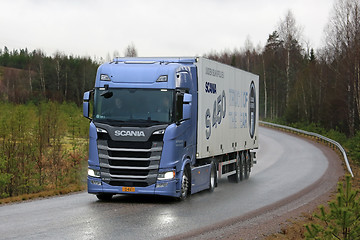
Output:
[
  {"xmin": 100, "ymin": 74, "xmax": 111, "ymax": 81},
  {"xmin": 156, "ymin": 75, "xmax": 168, "ymax": 82}
]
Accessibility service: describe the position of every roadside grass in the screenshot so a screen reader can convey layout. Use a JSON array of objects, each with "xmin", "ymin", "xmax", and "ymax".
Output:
[
  {"xmin": 0, "ymin": 134, "xmax": 88, "ymax": 205},
  {"xmin": 0, "ymin": 184, "xmax": 85, "ymax": 205},
  {"xmin": 0, "ymin": 101, "xmax": 89, "ymax": 201}
]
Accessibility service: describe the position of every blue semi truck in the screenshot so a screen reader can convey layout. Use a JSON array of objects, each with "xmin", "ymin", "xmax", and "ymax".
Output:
[{"xmin": 83, "ymin": 57, "xmax": 259, "ymax": 200}]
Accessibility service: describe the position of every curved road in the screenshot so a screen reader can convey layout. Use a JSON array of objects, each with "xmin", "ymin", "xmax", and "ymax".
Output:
[{"xmin": 0, "ymin": 127, "xmax": 343, "ymax": 240}]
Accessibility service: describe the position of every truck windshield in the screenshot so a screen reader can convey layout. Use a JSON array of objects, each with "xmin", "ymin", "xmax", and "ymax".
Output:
[{"xmin": 93, "ymin": 88, "xmax": 175, "ymax": 125}]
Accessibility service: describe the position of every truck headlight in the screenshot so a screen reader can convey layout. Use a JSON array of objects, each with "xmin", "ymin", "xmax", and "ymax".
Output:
[
  {"xmin": 157, "ymin": 171, "xmax": 175, "ymax": 180},
  {"xmin": 88, "ymin": 168, "xmax": 101, "ymax": 178},
  {"xmin": 96, "ymin": 128, "xmax": 108, "ymax": 133},
  {"xmin": 153, "ymin": 129, "xmax": 165, "ymax": 135}
]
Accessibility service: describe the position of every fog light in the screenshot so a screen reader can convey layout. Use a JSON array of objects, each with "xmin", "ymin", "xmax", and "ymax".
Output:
[
  {"xmin": 91, "ymin": 180, "xmax": 102, "ymax": 186},
  {"xmin": 157, "ymin": 182, "xmax": 169, "ymax": 188}
]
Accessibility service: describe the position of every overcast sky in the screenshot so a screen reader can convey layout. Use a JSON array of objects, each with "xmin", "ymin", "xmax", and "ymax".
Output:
[{"xmin": 0, "ymin": 0, "xmax": 335, "ymax": 59}]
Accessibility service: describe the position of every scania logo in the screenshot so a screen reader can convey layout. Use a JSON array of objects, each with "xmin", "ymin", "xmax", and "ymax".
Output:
[{"xmin": 114, "ymin": 130, "xmax": 145, "ymax": 137}]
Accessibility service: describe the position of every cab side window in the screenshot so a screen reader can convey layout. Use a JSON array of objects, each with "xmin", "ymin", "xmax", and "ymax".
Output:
[{"xmin": 175, "ymin": 92, "xmax": 183, "ymax": 123}]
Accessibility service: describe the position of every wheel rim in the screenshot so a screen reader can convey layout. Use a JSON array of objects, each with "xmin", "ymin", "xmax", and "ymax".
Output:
[{"xmin": 181, "ymin": 172, "xmax": 189, "ymax": 198}]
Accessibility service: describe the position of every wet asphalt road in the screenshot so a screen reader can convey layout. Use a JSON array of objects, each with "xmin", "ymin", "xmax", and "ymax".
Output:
[{"xmin": 0, "ymin": 127, "xmax": 330, "ymax": 240}]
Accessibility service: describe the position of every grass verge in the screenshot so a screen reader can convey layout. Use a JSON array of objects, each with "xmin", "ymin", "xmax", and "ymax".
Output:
[{"xmin": 0, "ymin": 184, "xmax": 86, "ymax": 205}]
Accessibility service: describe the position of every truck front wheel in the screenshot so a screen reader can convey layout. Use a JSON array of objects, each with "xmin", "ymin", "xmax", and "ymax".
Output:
[
  {"xmin": 96, "ymin": 193, "xmax": 113, "ymax": 201},
  {"xmin": 208, "ymin": 162, "xmax": 216, "ymax": 192},
  {"xmin": 179, "ymin": 169, "xmax": 190, "ymax": 200}
]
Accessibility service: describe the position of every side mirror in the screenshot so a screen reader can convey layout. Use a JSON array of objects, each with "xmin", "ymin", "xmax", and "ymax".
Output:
[
  {"xmin": 183, "ymin": 93, "xmax": 192, "ymax": 120},
  {"xmin": 83, "ymin": 91, "xmax": 91, "ymax": 119},
  {"xmin": 184, "ymin": 93, "xmax": 192, "ymax": 103}
]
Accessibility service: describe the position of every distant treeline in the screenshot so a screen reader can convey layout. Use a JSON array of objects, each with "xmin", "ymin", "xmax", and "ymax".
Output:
[
  {"xmin": 0, "ymin": 47, "xmax": 98, "ymax": 105},
  {"xmin": 0, "ymin": 101, "xmax": 89, "ymax": 198},
  {"xmin": 0, "ymin": 0, "xmax": 358, "ymax": 138},
  {"xmin": 206, "ymin": 0, "xmax": 360, "ymax": 137}
]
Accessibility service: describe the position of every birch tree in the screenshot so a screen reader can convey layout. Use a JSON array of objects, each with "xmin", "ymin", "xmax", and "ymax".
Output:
[
  {"xmin": 277, "ymin": 10, "xmax": 303, "ymax": 109},
  {"xmin": 124, "ymin": 43, "xmax": 138, "ymax": 57}
]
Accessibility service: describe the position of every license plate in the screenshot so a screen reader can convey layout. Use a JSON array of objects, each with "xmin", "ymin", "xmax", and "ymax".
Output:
[{"xmin": 122, "ymin": 187, "xmax": 135, "ymax": 192}]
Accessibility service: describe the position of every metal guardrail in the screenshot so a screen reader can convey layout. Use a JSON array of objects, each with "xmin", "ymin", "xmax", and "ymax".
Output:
[{"xmin": 260, "ymin": 121, "xmax": 354, "ymax": 177}]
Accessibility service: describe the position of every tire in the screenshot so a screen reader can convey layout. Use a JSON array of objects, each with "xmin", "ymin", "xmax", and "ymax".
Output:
[
  {"xmin": 96, "ymin": 193, "xmax": 113, "ymax": 201},
  {"xmin": 227, "ymin": 152, "xmax": 243, "ymax": 183},
  {"xmin": 179, "ymin": 168, "xmax": 190, "ymax": 200},
  {"xmin": 235, "ymin": 152, "xmax": 243, "ymax": 183},
  {"xmin": 240, "ymin": 151, "xmax": 246, "ymax": 181},
  {"xmin": 244, "ymin": 151, "xmax": 251, "ymax": 179},
  {"xmin": 208, "ymin": 163, "xmax": 216, "ymax": 192}
]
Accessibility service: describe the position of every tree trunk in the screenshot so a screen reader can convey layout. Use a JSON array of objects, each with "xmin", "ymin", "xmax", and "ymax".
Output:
[
  {"xmin": 286, "ymin": 49, "xmax": 290, "ymax": 108},
  {"xmin": 28, "ymin": 66, "xmax": 33, "ymax": 95},
  {"xmin": 262, "ymin": 56, "xmax": 268, "ymax": 119}
]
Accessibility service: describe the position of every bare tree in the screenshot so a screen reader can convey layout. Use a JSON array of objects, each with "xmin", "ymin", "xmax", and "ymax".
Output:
[
  {"xmin": 106, "ymin": 52, "xmax": 112, "ymax": 62},
  {"xmin": 113, "ymin": 50, "xmax": 120, "ymax": 59},
  {"xmin": 28, "ymin": 66, "xmax": 33, "ymax": 95},
  {"xmin": 277, "ymin": 10, "xmax": 303, "ymax": 108},
  {"xmin": 53, "ymin": 51, "xmax": 63, "ymax": 92},
  {"xmin": 262, "ymin": 55, "xmax": 268, "ymax": 119},
  {"xmin": 244, "ymin": 36, "xmax": 254, "ymax": 71},
  {"xmin": 124, "ymin": 43, "xmax": 138, "ymax": 57},
  {"xmin": 325, "ymin": 0, "xmax": 360, "ymax": 136},
  {"xmin": 33, "ymin": 49, "xmax": 46, "ymax": 98}
]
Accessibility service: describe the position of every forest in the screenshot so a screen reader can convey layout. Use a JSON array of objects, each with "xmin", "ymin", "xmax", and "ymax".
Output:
[
  {"xmin": 206, "ymin": 0, "xmax": 360, "ymax": 138},
  {"xmin": 0, "ymin": 0, "xmax": 359, "ymax": 199},
  {"xmin": 0, "ymin": 48, "xmax": 97, "ymax": 105}
]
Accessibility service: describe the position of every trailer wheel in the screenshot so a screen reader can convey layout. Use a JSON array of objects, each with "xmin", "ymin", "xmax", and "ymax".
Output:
[
  {"xmin": 244, "ymin": 151, "xmax": 251, "ymax": 179},
  {"xmin": 227, "ymin": 152, "xmax": 243, "ymax": 183},
  {"xmin": 96, "ymin": 193, "xmax": 113, "ymax": 201},
  {"xmin": 208, "ymin": 163, "xmax": 216, "ymax": 192},
  {"xmin": 241, "ymin": 151, "xmax": 247, "ymax": 181},
  {"xmin": 235, "ymin": 153, "xmax": 242, "ymax": 183},
  {"xmin": 179, "ymin": 168, "xmax": 190, "ymax": 200}
]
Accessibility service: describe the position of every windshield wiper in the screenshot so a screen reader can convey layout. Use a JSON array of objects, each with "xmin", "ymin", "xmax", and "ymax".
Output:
[
  {"xmin": 94, "ymin": 119, "xmax": 125, "ymax": 123},
  {"xmin": 94, "ymin": 118, "xmax": 168, "ymax": 126},
  {"xmin": 131, "ymin": 119, "xmax": 167, "ymax": 124},
  {"xmin": 101, "ymin": 91, "xmax": 113, "ymax": 98}
]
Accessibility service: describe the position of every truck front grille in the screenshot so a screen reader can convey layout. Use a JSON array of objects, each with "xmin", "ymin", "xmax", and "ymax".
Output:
[{"xmin": 97, "ymin": 133, "xmax": 163, "ymax": 187}]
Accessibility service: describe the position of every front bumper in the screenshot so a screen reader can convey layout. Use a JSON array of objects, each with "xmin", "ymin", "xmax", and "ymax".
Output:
[{"xmin": 87, "ymin": 176, "xmax": 179, "ymax": 198}]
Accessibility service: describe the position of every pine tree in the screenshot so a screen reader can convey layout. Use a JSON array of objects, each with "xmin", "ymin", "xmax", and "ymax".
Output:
[{"xmin": 305, "ymin": 175, "xmax": 360, "ymax": 239}]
